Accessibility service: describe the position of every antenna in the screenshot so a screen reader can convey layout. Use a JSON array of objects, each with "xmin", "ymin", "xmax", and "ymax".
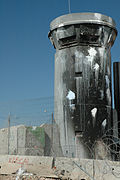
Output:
[{"xmin": 68, "ymin": 0, "xmax": 71, "ymax": 14}]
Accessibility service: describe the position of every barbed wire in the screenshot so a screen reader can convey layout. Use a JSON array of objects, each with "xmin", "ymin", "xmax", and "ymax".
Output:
[{"xmin": 0, "ymin": 97, "xmax": 119, "ymax": 179}]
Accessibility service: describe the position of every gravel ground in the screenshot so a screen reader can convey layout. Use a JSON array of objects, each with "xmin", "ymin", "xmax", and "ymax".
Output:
[{"xmin": 0, "ymin": 175, "xmax": 60, "ymax": 180}]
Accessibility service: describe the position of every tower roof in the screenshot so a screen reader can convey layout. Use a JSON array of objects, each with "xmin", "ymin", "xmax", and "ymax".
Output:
[{"xmin": 50, "ymin": 13, "xmax": 117, "ymax": 31}]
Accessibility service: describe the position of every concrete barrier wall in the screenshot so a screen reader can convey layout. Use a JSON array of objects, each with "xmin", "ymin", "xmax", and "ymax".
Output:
[
  {"xmin": 0, "ymin": 155, "xmax": 120, "ymax": 180},
  {"xmin": 0, "ymin": 125, "xmax": 45, "ymax": 156},
  {"xmin": 0, "ymin": 124, "xmax": 61, "ymax": 157},
  {"xmin": 0, "ymin": 128, "xmax": 8, "ymax": 154}
]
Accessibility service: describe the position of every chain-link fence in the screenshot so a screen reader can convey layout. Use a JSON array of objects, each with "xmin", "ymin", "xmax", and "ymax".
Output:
[
  {"xmin": 0, "ymin": 97, "xmax": 120, "ymax": 162},
  {"xmin": 0, "ymin": 97, "xmax": 55, "ymax": 156}
]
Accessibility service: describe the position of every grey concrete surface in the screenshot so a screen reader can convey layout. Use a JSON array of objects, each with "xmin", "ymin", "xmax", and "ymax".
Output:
[
  {"xmin": 0, "ymin": 124, "xmax": 62, "ymax": 157},
  {"xmin": 0, "ymin": 125, "xmax": 45, "ymax": 156},
  {"xmin": 0, "ymin": 155, "xmax": 120, "ymax": 180}
]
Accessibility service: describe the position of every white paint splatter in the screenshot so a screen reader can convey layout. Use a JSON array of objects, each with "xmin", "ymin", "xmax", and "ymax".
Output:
[
  {"xmin": 66, "ymin": 90, "xmax": 75, "ymax": 100},
  {"xmin": 66, "ymin": 90, "xmax": 75, "ymax": 111},
  {"xmin": 86, "ymin": 47, "xmax": 97, "ymax": 64},
  {"xmin": 32, "ymin": 126, "xmax": 37, "ymax": 131},
  {"xmin": 91, "ymin": 108, "xmax": 97, "ymax": 118},
  {"xmin": 94, "ymin": 63, "xmax": 99, "ymax": 70},
  {"xmin": 88, "ymin": 47, "xmax": 97, "ymax": 57},
  {"xmin": 102, "ymin": 119, "xmax": 107, "ymax": 128}
]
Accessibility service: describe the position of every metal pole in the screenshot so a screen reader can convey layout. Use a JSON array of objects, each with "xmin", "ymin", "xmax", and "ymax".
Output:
[
  {"xmin": 51, "ymin": 113, "xmax": 54, "ymax": 146},
  {"xmin": 8, "ymin": 112, "xmax": 10, "ymax": 155}
]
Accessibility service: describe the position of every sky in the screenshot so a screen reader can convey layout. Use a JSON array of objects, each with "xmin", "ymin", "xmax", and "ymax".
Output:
[{"xmin": 0, "ymin": 0, "xmax": 120, "ymax": 103}]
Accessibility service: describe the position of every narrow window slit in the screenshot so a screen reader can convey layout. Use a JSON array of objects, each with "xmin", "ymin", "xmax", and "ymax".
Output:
[{"xmin": 75, "ymin": 72, "xmax": 82, "ymax": 77}]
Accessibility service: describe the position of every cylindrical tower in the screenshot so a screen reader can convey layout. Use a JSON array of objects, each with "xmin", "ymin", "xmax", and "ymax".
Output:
[{"xmin": 49, "ymin": 13, "xmax": 117, "ymax": 159}]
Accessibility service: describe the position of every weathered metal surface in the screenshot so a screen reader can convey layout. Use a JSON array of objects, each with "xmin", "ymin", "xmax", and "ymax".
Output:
[
  {"xmin": 49, "ymin": 13, "xmax": 117, "ymax": 159},
  {"xmin": 113, "ymin": 62, "xmax": 120, "ymax": 134},
  {"xmin": 49, "ymin": 13, "xmax": 117, "ymax": 31}
]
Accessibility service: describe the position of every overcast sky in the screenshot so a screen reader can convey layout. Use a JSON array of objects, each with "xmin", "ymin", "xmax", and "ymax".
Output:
[{"xmin": 0, "ymin": 0, "xmax": 120, "ymax": 102}]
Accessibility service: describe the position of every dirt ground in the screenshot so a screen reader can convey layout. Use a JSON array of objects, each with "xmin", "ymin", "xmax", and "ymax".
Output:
[{"xmin": 0, "ymin": 175, "xmax": 60, "ymax": 180}]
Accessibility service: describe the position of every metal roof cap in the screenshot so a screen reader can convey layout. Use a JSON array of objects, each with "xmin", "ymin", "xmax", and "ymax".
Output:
[{"xmin": 50, "ymin": 13, "xmax": 117, "ymax": 31}]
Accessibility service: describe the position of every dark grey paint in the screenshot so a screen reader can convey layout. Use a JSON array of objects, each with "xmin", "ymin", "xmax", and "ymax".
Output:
[{"xmin": 114, "ymin": 62, "xmax": 120, "ymax": 132}]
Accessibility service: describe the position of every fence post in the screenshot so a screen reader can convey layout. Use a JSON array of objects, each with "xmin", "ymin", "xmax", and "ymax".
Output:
[
  {"xmin": 51, "ymin": 113, "xmax": 54, "ymax": 147},
  {"xmin": 8, "ymin": 112, "xmax": 10, "ymax": 155}
]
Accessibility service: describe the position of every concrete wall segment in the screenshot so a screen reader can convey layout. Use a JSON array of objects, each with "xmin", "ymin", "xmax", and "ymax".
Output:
[{"xmin": 0, "ymin": 155, "xmax": 120, "ymax": 180}]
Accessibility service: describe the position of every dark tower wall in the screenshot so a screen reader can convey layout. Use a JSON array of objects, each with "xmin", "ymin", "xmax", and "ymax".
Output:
[
  {"xmin": 113, "ymin": 62, "xmax": 120, "ymax": 129},
  {"xmin": 49, "ymin": 13, "xmax": 117, "ymax": 158}
]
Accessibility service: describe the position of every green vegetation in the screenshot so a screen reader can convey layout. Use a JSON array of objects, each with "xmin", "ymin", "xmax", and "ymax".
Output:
[{"xmin": 27, "ymin": 127, "xmax": 45, "ymax": 147}]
